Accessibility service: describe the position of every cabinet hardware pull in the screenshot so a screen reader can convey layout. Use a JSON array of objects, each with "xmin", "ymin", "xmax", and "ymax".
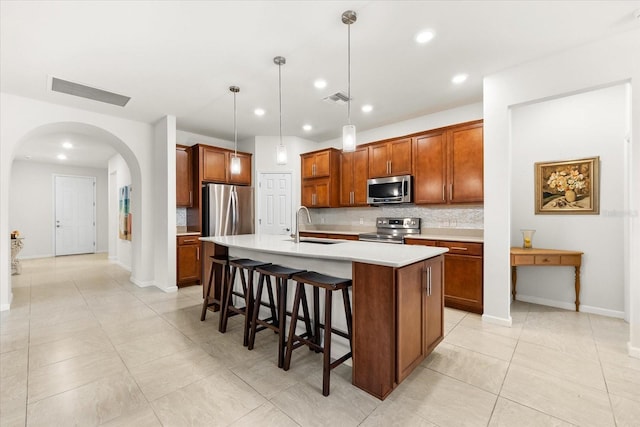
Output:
[
  {"xmin": 451, "ymin": 246, "xmax": 468, "ymax": 251},
  {"xmin": 427, "ymin": 266, "xmax": 432, "ymax": 296},
  {"xmin": 449, "ymin": 184, "xmax": 453, "ymax": 200},
  {"xmin": 196, "ymin": 247, "xmax": 200, "ymax": 260},
  {"xmin": 423, "ymin": 268, "xmax": 428, "ymax": 293},
  {"xmin": 442, "ymin": 185, "xmax": 446, "ymax": 201},
  {"xmin": 189, "ymin": 191, "xmax": 193, "ymax": 205}
]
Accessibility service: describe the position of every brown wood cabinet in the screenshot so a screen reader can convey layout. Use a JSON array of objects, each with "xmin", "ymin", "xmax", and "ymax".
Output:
[
  {"xmin": 368, "ymin": 137, "xmax": 412, "ymax": 178},
  {"xmin": 405, "ymin": 238, "xmax": 483, "ymax": 314},
  {"xmin": 413, "ymin": 121, "xmax": 483, "ymax": 205},
  {"xmin": 298, "ymin": 231, "xmax": 359, "ymax": 241},
  {"xmin": 176, "ymin": 145, "xmax": 193, "ymax": 207},
  {"xmin": 352, "ymin": 255, "xmax": 444, "ymax": 400},
  {"xmin": 177, "ymin": 235, "xmax": 201, "ymax": 286},
  {"xmin": 339, "ymin": 147, "xmax": 369, "ymax": 206},
  {"xmin": 227, "ymin": 152, "xmax": 252, "ymax": 185},
  {"xmin": 300, "ymin": 148, "xmax": 340, "ymax": 208}
]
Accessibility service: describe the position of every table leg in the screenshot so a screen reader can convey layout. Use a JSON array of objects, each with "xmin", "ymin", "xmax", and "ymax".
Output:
[
  {"xmin": 574, "ymin": 266, "xmax": 581, "ymax": 312},
  {"xmin": 511, "ymin": 266, "xmax": 517, "ymax": 300}
]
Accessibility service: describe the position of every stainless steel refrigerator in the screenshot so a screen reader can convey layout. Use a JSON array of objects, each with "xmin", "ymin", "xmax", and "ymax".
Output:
[{"xmin": 202, "ymin": 183, "xmax": 254, "ymax": 237}]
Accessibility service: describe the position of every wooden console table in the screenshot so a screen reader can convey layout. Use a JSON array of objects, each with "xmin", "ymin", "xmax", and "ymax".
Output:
[{"xmin": 510, "ymin": 247, "xmax": 583, "ymax": 311}]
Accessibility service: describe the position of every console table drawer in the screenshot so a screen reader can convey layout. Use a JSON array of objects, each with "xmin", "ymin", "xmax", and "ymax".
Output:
[
  {"xmin": 535, "ymin": 255, "xmax": 561, "ymax": 265},
  {"xmin": 560, "ymin": 255, "xmax": 582, "ymax": 266},
  {"xmin": 512, "ymin": 255, "xmax": 534, "ymax": 265}
]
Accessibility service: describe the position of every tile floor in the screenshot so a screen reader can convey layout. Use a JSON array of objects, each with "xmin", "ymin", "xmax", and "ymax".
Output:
[{"xmin": 1, "ymin": 254, "xmax": 638, "ymax": 426}]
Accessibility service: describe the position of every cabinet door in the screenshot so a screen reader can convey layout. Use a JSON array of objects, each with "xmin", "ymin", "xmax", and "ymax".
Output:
[
  {"xmin": 352, "ymin": 148, "xmax": 369, "ymax": 205},
  {"xmin": 314, "ymin": 180, "xmax": 330, "ymax": 207},
  {"xmin": 339, "ymin": 151, "xmax": 355, "ymax": 206},
  {"xmin": 301, "ymin": 181, "xmax": 315, "ymax": 206},
  {"xmin": 176, "ymin": 146, "xmax": 192, "ymax": 207},
  {"xmin": 368, "ymin": 143, "xmax": 390, "ymax": 178},
  {"xmin": 301, "ymin": 154, "xmax": 316, "ymax": 179},
  {"xmin": 177, "ymin": 243, "xmax": 201, "ymax": 284},
  {"xmin": 389, "ymin": 138, "xmax": 412, "ymax": 175},
  {"xmin": 449, "ymin": 124, "xmax": 483, "ymax": 203},
  {"xmin": 443, "ymin": 254, "xmax": 483, "ymax": 313},
  {"xmin": 396, "ymin": 260, "xmax": 426, "ymax": 383},
  {"xmin": 228, "ymin": 152, "xmax": 252, "ymax": 185},
  {"xmin": 314, "ymin": 151, "xmax": 331, "ymax": 177},
  {"xmin": 425, "ymin": 256, "xmax": 444, "ymax": 353},
  {"xmin": 413, "ymin": 133, "xmax": 446, "ymax": 204},
  {"xmin": 202, "ymin": 148, "xmax": 227, "ymax": 182}
]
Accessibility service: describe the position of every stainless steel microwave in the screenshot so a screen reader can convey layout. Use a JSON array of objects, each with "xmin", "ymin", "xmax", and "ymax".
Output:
[{"xmin": 367, "ymin": 175, "xmax": 413, "ymax": 205}]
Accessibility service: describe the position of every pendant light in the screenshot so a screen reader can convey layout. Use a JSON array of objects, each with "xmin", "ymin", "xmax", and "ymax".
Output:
[
  {"xmin": 342, "ymin": 10, "xmax": 357, "ymax": 152},
  {"xmin": 274, "ymin": 56, "xmax": 287, "ymax": 165},
  {"xmin": 229, "ymin": 85, "xmax": 241, "ymax": 174}
]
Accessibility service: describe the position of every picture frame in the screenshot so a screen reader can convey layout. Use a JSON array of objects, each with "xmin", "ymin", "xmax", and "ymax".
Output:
[{"xmin": 534, "ymin": 156, "xmax": 599, "ymax": 215}]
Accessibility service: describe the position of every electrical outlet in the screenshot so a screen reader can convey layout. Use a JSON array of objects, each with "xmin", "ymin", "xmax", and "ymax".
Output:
[
  {"xmin": 321, "ymin": 217, "xmax": 326, "ymax": 224},
  {"xmin": 359, "ymin": 217, "xmax": 364, "ymax": 225}
]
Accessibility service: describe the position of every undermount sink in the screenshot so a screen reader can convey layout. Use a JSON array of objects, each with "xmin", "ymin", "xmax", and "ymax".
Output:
[{"xmin": 285, "ymin": 237, "xmax": 343, "ymax": 245}]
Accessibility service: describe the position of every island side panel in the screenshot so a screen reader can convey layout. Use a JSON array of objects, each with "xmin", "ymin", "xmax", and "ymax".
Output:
[{"xmin": 352, "ymin": 262, "xmax": 396, "ymax": 400}]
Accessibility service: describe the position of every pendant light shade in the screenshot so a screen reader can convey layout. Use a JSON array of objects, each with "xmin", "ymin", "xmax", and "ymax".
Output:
[
  {"xmin": 274, "ymin": 56, "xmax": 287, "ymax": 165},
  {"xmin": 342, "ymin": 10, "xmax": 357, "ymax": 152},
  {"xmin": 229, "ymin": 86, "xmax": 241, "ymax": 175}
]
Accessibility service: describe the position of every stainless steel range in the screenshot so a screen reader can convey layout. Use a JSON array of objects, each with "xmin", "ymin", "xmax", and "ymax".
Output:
[{"xmin": 359, "ymin": 217, "xmax": 421, "ymax": 244}]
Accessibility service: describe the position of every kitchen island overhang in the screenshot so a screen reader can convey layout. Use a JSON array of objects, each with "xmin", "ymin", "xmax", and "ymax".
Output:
[{"xmin": 200, "ymin": 234, "xmax": 448, "ymax": 399}]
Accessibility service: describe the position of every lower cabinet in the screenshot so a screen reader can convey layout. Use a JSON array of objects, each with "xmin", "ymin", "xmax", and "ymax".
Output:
[
  {"xmin": 406, "ymin": 238, "xmax": 484, "ymax": 314},
  {"xmin": 352, "ymin": 255, "xmax": 444, "ymax": 400},
  {"xmin": 177, "ymin": 235, "xmax": 201, "ymax": 287},
  {"xmin": 298, "ymin": 231, "xmax": 359, "ymax": 241}
]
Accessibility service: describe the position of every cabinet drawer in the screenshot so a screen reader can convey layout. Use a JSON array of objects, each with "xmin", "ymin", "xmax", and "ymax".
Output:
[
  {"xmin": 560, "ymin": 255, "xmax": 582, "ymax": 266},
  {"xmin": 437, "ymin": 241, "xmax": 483, "ymax": 256},
  {"xmin": 177, "ymin": 235, "xmax": 200, "ymax": 246},
  {"xmin": 534, "ymin": 255, "xmax": 561, "ymax": 265},
  {"xmin": 512, "ymin": 255, "xmax": 534, "ymax": 265}
]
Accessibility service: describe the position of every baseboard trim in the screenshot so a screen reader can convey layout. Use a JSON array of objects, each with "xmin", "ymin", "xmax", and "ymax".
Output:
[
  {"xmin": 516, "ymin": 294, "xmax": 624, "ymax": 318},
  {"xmin": 159, "ymin": 285, "xmax": 178, "ymax": 293},
  {"xmin": 130, "ymin": 276, "xmax": 154, "ymax": 288},
  {"xmin": 482, "ymin": 313, "xmax": 512, "ymax": 327},
  {"xmin": 18, "ymin": 254, "xmax": 54, "ymax": 260},
  {"xmin": 628, "ymin": 342, "xmax": 640, "ymax": 359},
  {"xmin": 112, "ymin": 260, "xmax": 132, "ymax": 272}
]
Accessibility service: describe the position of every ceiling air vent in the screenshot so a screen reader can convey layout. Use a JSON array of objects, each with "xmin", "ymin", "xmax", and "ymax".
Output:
[
  {"xmin": 322, "ymin": 91, "xmax": 351, "ymax": 105},
  {"xmin": 51, "ymin": 77, "xmax": 131, "ymax": 107}
]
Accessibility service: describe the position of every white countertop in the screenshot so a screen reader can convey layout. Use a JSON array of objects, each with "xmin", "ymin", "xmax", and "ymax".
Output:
[
  {"xmin": 300, "ymin": 229, "xmax": 484, "ymax": 243},
  {"xmin": 405, "ymin": 234, "xmax": 484, "ymax": 243},
  {"xmin": 200, "ymin": 234, "xmax": 448, "ymax": 268}
]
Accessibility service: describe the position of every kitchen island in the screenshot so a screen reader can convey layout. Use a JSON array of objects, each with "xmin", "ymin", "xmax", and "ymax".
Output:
[{"xmin": 200, "ymin": 234, "xmax": 448, "ymax": 400}]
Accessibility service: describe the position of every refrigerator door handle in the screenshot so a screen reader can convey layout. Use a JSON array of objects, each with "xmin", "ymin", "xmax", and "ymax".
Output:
[{"xmin": 231, "ymin": 188, "xmax": 238, "ymax": 235}]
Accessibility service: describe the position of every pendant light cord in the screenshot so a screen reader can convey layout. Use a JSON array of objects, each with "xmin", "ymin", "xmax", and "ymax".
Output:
[
  {"xmin": 347, "ymin": 20, "xmax": 351, "ymax": 126},
  {"xmin": 279, "ymin": 61, "xmax": 283, "ymax": 147},
  {"xmin": 233, "ymin": 91, "xmax": 237, "ymax": 157}
]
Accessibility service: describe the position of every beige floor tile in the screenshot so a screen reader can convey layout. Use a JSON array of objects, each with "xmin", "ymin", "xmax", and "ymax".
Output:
[
  {"xmin": 178, "ymin": 284, "xmax": 205, "ymax": 300},
  {"xmin": 360, "ymin": 398, "xmax": 438, "ymax": 426},
  {"xmin": 129, "ymin": 347, "xmax": 223, "ymax": 401},
  {"xmin": 27, "ymin": 349, "xmax": 127, "ymax": 403},
  {"xmin": 0, "ymin": 329, "xmax": 29, "ymax": 353},
  {"xmin": 444, "ymin": 307, "xmax": 467, "ymax": 324},
  {"xmin": 161, "ymin": 305, "xmax": 220, "ymax": 342},
  {"xmin": 92, "ymin": 302, "xmax": 159, "ymax": 326},
  {"xmin": 459, "ymin": 313, "xmax": 523, "ymax": 340},
  {"xmin": 602, "ymin": 362, "xmax": 640, "ymax": 403},
  {"xmin": 0, "ymin": 372, "xmax": 27, "ymax": 427},
  {"xmin": 610, "ymin": 394, "xmax": 640, "ymax": 427},
  {"xmin": 200, "ymin": 326, "xmax": 273, "ymax": 369},
  {"xmin": 511, "ymin": 340, "xmax": 606, "ymax": 390},
  {"xmin": 488, "ymin": 397, "xmax": 575, "ymax": 427},
  {"xmin": 230, "ymin": 402, "xmax": 300, "ymax": 427},
  {"xmin": 501, "ymin": 364, "xmax": 615, "ymax": 427},
  {"xmin": 424, "ymin": 342, "xmax": 509, "ymax": 394},
  {"xmin": 151, "ymin": 370, "xmax": 267, "ymax": 426},
  {"xmin": 443, "ymin": 324, "xmax": 517, "ymax": 361},
  {"xmin": 271, "ymin": 366, "xmax": 379, "ymax": 427},
  {"xmin": 597, "ymin": 344, "xmax": 640, "ymax": 371},
  {"xmin": 28, "ymin": 326, "xmax": 115, "ymax": 369},
  {"xmin": 28, "ymin": 305, "xmax": 95, "ymax": 330},
  {"xmin": 518, "ymin": 324, "xmax": 599, "ymax": 361},
  {"xmin": 146, "ymin": 295, "xmax": 201, "ymax": 314},
  {"xmin": 100, "ymin": 405, "xmax": 162, "ymax": 427},
  {"xmin": 26, "ymin": 373, "xmax": 147, "ymax": 427},
  {"xmin": 0, "ymin": 348, "xmax": 28, "ymax": 379},
  {"xmin": 114, "ymin": 328, "xmax": 196, "ymax": 367},
  {"xmin": 28, "ymin": 316, "xmax": 102, "ymax": 347},
  {"xmin": 102, "ymin": 315, "xmax": 175, "ymax": 345},
  {"xmin": 388, "ymin": 368, "xmax": 497, "ymax": 427}
]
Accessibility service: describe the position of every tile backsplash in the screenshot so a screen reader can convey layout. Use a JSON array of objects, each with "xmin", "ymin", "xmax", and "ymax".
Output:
[
  {"xmin": 308, "ymin": 205, "xmax": 483, "ymax": 230},
  {"xmin": 176, "ymin": 208, "xmax": 187, "ymax": 226}
]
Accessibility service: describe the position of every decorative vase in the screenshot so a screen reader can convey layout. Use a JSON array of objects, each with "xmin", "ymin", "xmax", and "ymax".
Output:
[
  {"xmin": 521, "ymin": 229, "xmax": 535, "ymax": 249},
  {"xmin": 565, "ymin": 189, "xmax": 576, "ymax": 203}
]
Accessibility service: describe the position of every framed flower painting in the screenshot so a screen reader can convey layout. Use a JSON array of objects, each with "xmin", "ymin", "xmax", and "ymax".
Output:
[{"xmin": 534, "ymin": 156, "xmax": 600, "ymax": 214}]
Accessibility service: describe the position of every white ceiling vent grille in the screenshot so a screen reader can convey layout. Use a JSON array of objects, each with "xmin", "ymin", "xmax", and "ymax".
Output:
[
  {"xmin": 51, "ymin": 77, "xmax": 131, "ymax": 107},
  {"xmin": 322, "ymin": 91, "xmax": 351, "ymax": 105}
]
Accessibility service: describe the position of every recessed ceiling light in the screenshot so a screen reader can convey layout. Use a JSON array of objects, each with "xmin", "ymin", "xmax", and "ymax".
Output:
[
  {"xmin": 361, "ymin": 104, "xmax": 373, "ymax": 113},
  {"xmin": 302, "ymin": 124, "xmax": 312, "ymax": 131},
  {"xmin": 415, "ymin": 30, "xmax": 435, "ymax": 44},
  {"xmin": 452, "ymin": 74, "xmax": 468, "ymax": 84},
  {"xmin": 57, "ymin": 154, "xmax": 67, "ymax": 160},
  {"xmin": 62, "ymin": 141, "xmax": 73, "ymax": 149},
  {"xmin": 314, "ymin": 79, "xmax": 327, "ymax": 89},
  {"xmin": 254, "ymin": 108, "xmax": 265, "ymax": 116}
]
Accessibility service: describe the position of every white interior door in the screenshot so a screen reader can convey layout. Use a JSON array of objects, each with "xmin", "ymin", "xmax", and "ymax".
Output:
[
  {"xmin": 258, "ymin": 172, "xmax": 292, "ymax": 235},
  {"xmin": 55, "ymin": 175, "xmax": 96, "ymax": 256}
]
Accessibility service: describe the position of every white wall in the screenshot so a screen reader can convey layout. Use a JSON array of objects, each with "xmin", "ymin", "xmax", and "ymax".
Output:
[
  {"xmin": 108, "ymin": 154, "xmax": 132, "ymax": 270},
  {"xmin": 9, "ymin": 160, "xmax": 108, "ymax": 258},
  {"xmin": 176, "ymin": 129, "xmax": 234, "ymax": 150},
  {"xmin": 483, "ymin": 28, "xmax": 640, "ymax": 355},
  {"xmin": 510, "ymin": 84, "xmax": 627, "ymax": 317}
]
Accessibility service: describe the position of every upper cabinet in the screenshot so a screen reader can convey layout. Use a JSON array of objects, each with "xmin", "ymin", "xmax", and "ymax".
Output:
[
  {"xmin": 413, "ymin": 121, "xmax": 483, "ymax": 205},
  {"xmin": 176, "ymin": 145, "xmax": 193, "ymax": 207},
  {"xmin": 300, "ymin": 148, "xmax": 340, "ymax": 208},
  {"xmin": 302, "ymin": 150, "xmax": 331, "ymax": 179},
  {"xmin": 227, "ymin": 152, "xmax": 252, "ymax": 186},
  {"xmin": 368, "ymin": 137, "xmax": 412, "ymax": 178},
  {"xmin": 196, "ymin": 144, "xmax": 252, "ymax": 186},
  {"xmin": 340, "ymin": 147, "xmax": 369, "ymax": 207}
]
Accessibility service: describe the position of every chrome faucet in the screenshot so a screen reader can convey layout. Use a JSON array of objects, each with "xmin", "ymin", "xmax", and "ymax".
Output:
[{"xmin": 293, "ymin": 205, "xmax": 311, "ymax": 243}]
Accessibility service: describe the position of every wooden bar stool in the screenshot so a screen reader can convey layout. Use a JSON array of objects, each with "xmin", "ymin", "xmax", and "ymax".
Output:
[
  {"xmin": 284, "ymin": 271, "xmax": 353, "ymax": 396},
  {"xmin": 200, "ymin": 256, "xmax": 230, "ymax": 323},
  {"xmin": 220, "ymin": 258, "xmax": 270, "ymax": 346},
  {"xmin": 248, "ymin": 264, "xmax": 307, "ymax": 368}
]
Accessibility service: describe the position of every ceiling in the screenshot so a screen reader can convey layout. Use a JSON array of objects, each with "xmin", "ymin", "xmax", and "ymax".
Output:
[{"xmin": 2, "ymin": 1, "xmax": 640, "ymax": 167}]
